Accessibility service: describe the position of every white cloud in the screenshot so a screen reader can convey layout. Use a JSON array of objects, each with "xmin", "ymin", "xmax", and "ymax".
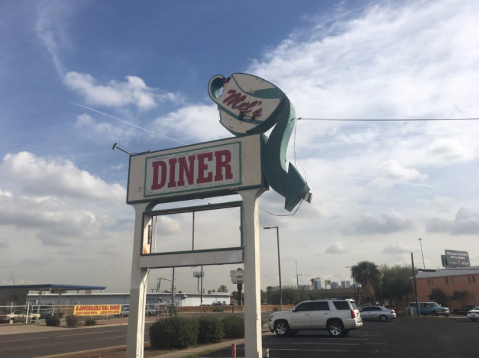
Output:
[
  {"xmin": 426, "ymin": 138, "xmax": 473, "ymax": 166},
  {"xmin": 382, "ymin": 244, "xmax": 414, "ymax": 254},
  {"xmin": 325, "ymin": 242, "xmax": 350, "ymax": 254},
  {"xmin": 425, "ymin": 207, "xmax": 479, "ymax": 235},
  {"xmin": 421, "ymin": 196, "xmax": 456, "ymax": 213},
  {"xmin": 0, "ymin": 193, "xmax": 111, "ymax": 246},
  {"xmin": 35, "ymin": 1, "xmax": 71, "ymax": 77},
  {"xmin": 0, "ymin": 237, "xmax": 8, "ymax": 249},
  {"xmin": 341, "ymin": 210, "xmax": 414, "ymax": 235},
  {"xmin": 151, "ymin": 104, "xmax": 227, "ymax": 143},
  {"xmin": 1, "ymin": 152, "xmax": 125, "ymax": 205},
  {"xmin": 65, "ymin": 72, "xmax": 175, "ymax": 110},
  {"xmin": 75, "ymin": 113, "xmax": 133, "ymax": 140},
  {"xmin": 369, "ymin": 159, "xmax": 428, "ymax": 188}
]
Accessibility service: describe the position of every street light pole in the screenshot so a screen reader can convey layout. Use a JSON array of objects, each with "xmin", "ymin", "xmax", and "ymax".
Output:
[
  {"xmin": 418, "ymin": 238, "xmax": 425, "ymax": 269},
  {"xmin": 411, "ymin": 252, "xmax": 420, "ymax": 316},
  {"xmin": 295, "ymin": 262, "xmax": 302, "ymax": 290},
  {"xmin": 264, "ymin": 226, "xmax": 283, "ymax": 311}
]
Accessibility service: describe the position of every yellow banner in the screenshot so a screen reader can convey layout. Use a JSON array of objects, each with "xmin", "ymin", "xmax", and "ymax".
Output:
[{"xmin": 73, "ymin": 304, "xmax": 121, "ymax": 316}]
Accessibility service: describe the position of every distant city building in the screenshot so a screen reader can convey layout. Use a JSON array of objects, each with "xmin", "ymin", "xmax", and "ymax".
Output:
[
  {"xmin": 312, "ymin": 277, "xmax": 322, "ymax": 290},
  {"xmin": 331, "ymin": 282, "xmax": 339, "ymax": 289},
  {"xmin": 341, "ymin": 280, "xmax": 351, "ymax": 288},
  {"xmin": 298, "ymin": 285, "xmax": 312, "ymax": 290}
]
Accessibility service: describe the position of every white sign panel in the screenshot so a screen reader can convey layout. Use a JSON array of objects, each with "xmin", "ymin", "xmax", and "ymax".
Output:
[
  {"xmin": 127, "ymin": 135, "xmax": 265, "ymax": 204},
  {"xmin": 230, "ymin": 269, "xmax": 244, "ymax": 278},
  {"xmin": 145, "ymin": 143, "xmax": 240, "ymax": 197},
  {"xmin": 231, "ymin": 278, "xmax": 244, "ymax": 284}
]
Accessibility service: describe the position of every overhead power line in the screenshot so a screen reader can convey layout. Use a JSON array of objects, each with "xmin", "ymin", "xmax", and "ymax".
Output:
[{"xmin": 297, "ymin": 117, "xmax": 479, "ymax": 121}]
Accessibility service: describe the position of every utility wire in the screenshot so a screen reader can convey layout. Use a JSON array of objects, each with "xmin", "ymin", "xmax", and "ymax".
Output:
[
  {"xmin": 260, "ymin": 200, "xmax": 304, "ymax": 217},
  {"xmin": 297, "ymin": 117, "xmax": 479, "ymax": 121}
]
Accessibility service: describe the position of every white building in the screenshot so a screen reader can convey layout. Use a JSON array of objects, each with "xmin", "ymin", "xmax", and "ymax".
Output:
[{"xmin": 27, "ymin": 292, "xmax": 231, "ymax": 307}]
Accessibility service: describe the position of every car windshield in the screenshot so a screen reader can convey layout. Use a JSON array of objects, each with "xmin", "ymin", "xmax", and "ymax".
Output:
[{"xmin": 474, "ymin": 307, "xmax": 479, "ymax": 310}]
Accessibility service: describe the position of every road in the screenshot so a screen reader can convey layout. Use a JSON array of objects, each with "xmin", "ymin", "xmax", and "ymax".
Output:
[
  {"xmin": 0, "ymin": 312, "xmax": 272, "ymax": 358},
  {"xmin": 200, "ymin": 317, "xmax": 478, "ymax": 358},
  {"xmin": 0, "ymin": 325, "xmax": 136, "ymax": 358}
]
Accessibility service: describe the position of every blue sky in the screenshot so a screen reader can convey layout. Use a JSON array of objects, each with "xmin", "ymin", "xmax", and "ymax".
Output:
[{"xmin": 1, "ymin": 0, "xmax": 478, "ymax": 293}]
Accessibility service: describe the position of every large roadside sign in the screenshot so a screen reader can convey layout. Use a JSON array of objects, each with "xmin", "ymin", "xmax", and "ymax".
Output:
[
  {"xmin": 127, "ymin": 135, "xmax": 265, "ymax": 204},
  {"xmin": 230, "ymin": 269, "xmax": 244, "ymax": 278},
  {"xmin": 444, "ymin": 250, "xmax": 470, "ymax": 268}
]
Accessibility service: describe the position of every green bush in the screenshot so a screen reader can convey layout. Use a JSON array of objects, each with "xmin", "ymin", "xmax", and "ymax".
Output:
[
  {"xmin": 66, "ymin": 315, "xmax": 82, "ymax": 327},
  {"xmin": 222, "ymin": 316, "xmax": 244, "ymax": 338},
  {"xmin": 197, "ymin": 316, "xmax": 223, "ymax": 344},
  {"xmin": 45, "ymin": 314, "xmax": 61, "ymax": 327},
  {"xmin": 212, "ymin": 305, "xmax": 224, "ymax": 312},
  {"xmin": 84, "ymin": 318, "xmax": 96, "ymax": 326},
  {"xmin": 149, "ymin": 316, "xmax": 198, "ymax": 349}
]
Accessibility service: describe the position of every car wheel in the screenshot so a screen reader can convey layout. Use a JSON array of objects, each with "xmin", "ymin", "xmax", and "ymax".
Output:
[
  {"xmin": 274, "ymin": 320, "xmax": 290, "ymax": 337},
  {"xmin": 379, "ymin": 315, "xmax": 388, "ymax": 322},
  {"xmin": 327, "ymin": 320, "xmax": 345, "ymax": 338},
  {"xmin": 432, "ymin": 311, "xmax": 438, "ymax": 317}
]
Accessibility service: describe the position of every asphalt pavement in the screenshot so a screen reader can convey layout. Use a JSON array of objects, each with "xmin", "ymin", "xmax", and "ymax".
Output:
[{"xmin": 197, "ymin": 316, "xmax": 477, "ymax": 358}]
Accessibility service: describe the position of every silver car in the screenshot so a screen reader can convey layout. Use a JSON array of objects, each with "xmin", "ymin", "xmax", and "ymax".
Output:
[
  {"xmin": 359, "ymin": 305, "xmax": 396, "ymax": 322},
  {"xmin": 466, "ymin": 306, "xmax": 479, "ymax": 322}
]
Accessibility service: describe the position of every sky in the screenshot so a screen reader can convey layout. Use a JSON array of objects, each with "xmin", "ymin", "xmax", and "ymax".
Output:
[{"xmin": 1, "ymin": 0, "xmax": 478, "ymax": 294}]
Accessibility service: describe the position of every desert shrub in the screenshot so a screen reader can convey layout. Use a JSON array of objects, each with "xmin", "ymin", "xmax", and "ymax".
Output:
[
  {"xmin": 272, "ymin": 306, "xmax": 279, "ymax": 312},
  {"xmin": 197, "ymin": 316, "xmax": 223, "ymax": 344},
  {"xmin": 149, "ymin": 316, "xmax": 198, "ymax": 349},
  {"xmin": 212, "ymin": 306, "xmax": 224, "ymax": 312},
  {"xmin": 222, "ymin": 316, "xmax": 244, "ymax": 338},
  {"xmin": 66, "ymin": 315, "xmax": 82, "ymax": 327},
  {"xmin": 45, "ymin": 314, "xmax": 61, "ymax": 327},
  {"xmin": 84, "ymin": 318, "xmax": 96, "ymax": 326}
]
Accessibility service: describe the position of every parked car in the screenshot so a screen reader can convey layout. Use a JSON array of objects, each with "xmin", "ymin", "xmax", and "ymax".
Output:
[
  {"xmin": 115, "ymin": 304, "xmax": 129, "ymax": 318},
  {"xmin": 453, "ymin": 305, "xmax": 476, "ymax": 315},
  {"xmin": 268, "ymin": 299, "xmax": 362, "ymax": 338},
  {"xmin": 359, "ymin": 305, "xmax": 396, "ymax": 322},
  {"xmin": 145, "ymin": 307, "xmax": 159, "ymax": 316},
  {"xmin": 0, "ymin": 310, "xmax": 37, "ymax": 324},
  {"xmin": 466, "ymin": 306, "xmax": 479, "ymax": 322},
  {"xmin": 408, "ymin": 302, "xmax": 450, "ymax": 316},
  {"xmin": 34, "ymin": 306, "xmax": 55, "ymax": 319}
]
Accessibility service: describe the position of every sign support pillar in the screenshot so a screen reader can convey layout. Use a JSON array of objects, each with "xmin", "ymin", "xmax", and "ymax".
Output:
[
  {"xmin": 126, "ymin": 202, "xmax": 151, "ymax": 358},
  {"xmin": 240, "ymin": 188, "xmax": 265, "ymax": 358}
]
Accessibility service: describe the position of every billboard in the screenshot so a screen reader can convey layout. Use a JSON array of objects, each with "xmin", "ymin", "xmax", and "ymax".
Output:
[
  {"xmin": 444, "ymin": 250, "xmax": 470, "ymax": 268},
  {"xmin": 74, "ymin": 305, "xmax": 121, "ymax": 316},
  {"xmin": 127, "ymin": 135, "xmax": 265, "ymax": 204}
]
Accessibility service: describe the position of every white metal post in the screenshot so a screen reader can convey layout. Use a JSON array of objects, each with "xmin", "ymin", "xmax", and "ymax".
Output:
[
  {"xmin": 239, "ymin": 188, "xmax": 265, "ymax": 358},
  {"xmin": 126, "ymin": 202, "xmax": 150, "ymax": 358}
]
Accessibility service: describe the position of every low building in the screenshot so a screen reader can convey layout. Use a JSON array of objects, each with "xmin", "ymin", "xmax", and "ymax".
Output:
[
  {"xmin": 26, "ymin": 292, "xmax": 231, "ymax": 307},
  {"xmin": 415, "ymin": 266, "xmax": 479, "ymax": 310}
]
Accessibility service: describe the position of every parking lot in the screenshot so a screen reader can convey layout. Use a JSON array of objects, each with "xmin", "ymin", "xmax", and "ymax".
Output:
[{"xmin": 200, "ymin": 317, "xmax": 477, "ymax": 358}]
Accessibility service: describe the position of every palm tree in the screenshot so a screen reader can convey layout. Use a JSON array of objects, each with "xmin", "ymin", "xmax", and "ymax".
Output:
[
  {"xmin": 217, "ymin": 285, "xmax": 228, "ymax": 293},
  {"xmin": 350, "ymin": 261, "xmax": 383, "ymax": 302}
]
